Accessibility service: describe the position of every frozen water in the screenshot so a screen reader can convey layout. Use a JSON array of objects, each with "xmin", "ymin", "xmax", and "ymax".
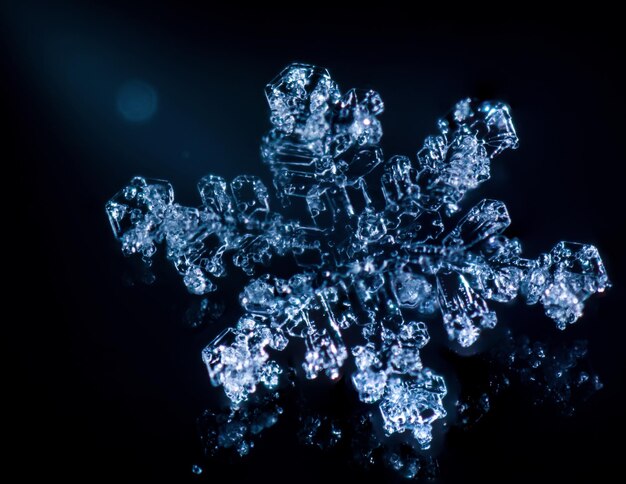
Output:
[{"xmin": 107, "ymin": 63, "xmax": 609, "ymax": 449}]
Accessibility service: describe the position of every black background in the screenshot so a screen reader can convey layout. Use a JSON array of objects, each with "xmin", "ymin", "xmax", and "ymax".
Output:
[{"xmin": 6, "ymin": 3, "xmax": 625, "ymax": 482}]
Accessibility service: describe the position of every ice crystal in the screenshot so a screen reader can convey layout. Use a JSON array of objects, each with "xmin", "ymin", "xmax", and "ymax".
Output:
[{"xmin": 106, "ymin": 63, "xmax": 609, "ymax": 449}]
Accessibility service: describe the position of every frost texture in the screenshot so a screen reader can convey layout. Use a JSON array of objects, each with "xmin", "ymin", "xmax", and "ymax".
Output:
[{"xmin": 106, "ymin": 63, "xmax": 609, "ymax": 449}]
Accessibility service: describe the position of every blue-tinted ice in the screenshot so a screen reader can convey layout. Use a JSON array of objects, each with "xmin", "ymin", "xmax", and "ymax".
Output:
[{"xmin": 106, "ymin": 63, "xmax": 609, "ymax": 449}]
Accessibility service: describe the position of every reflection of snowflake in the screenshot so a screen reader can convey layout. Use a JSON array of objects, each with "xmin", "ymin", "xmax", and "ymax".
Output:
[{"xmin": 106, "ymin": 63, "xmax": 609, "ymax": 449}]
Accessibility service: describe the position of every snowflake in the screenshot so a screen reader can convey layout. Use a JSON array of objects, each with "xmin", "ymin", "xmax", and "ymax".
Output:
[{"xmin": 106, "ymin": 63, "xmax": 609, "ymax": 449}]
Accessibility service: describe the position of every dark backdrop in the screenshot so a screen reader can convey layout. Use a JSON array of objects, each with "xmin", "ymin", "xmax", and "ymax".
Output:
[{"xmin": 5, "ymin": 3, "xmax": 624, "ymax": 482}]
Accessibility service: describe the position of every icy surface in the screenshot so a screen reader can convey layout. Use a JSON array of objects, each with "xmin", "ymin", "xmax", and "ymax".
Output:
[{"xmin": 107, "ymin": 63, "xmax": 609, "ymax": 449}]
